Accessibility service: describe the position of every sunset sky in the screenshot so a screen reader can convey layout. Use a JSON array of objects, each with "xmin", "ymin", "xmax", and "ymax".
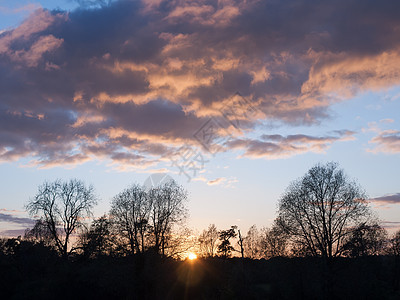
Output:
[{"xmin": 1, "ymin": 0, "xmax": 399, "ymax": 237}]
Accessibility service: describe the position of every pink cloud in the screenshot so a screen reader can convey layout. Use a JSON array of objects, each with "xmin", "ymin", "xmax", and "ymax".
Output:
[
  {"xmin": 369, "ymin": 130, "xmax": 400, "ymax": 153},
  {"xmin": 0, "ymin": 9, "xmax": 65, "ymax": 67},
  {"xmin": 226, "ymin": 131, "xmax": 355, "ymax": 159}
]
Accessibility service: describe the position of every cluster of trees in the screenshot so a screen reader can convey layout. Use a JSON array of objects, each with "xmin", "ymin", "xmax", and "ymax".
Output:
[
  {"xmin": 196, "ymin": 223, "xmax": 288, "ymax": 259},
  {"xmin": 20, "ymin": 162, "xmax": 400, "ymax": 260},
  {"xmin": 196, "ymin": 221, "xmax": 400, "ymax": 260},
  {"xmin": 197, "ymin": 163, "xmax": 400, "ymax": 259},
  {"xmin": 25, "ymin": 179, "xmax": 189, "ymax": 259}
]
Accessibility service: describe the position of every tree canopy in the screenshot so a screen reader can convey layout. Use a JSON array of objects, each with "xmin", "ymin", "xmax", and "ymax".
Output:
[
  {"xmin": 26, "ymin": 179, "xmax": 97, "ymax": 258},
  {"xmin": 276, "ymin": 162, "xmax": 372, "ymax": 258}
]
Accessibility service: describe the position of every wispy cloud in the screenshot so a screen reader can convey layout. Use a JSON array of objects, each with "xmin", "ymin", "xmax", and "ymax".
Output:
[
  {"xmin": 207, "ymin": 176, "xmax": 238, "ymax": 188},
  {"xmin": 369, "ymin": 130, "xmax": 400, "ymax": 153},
  {"xmin": 0, "ymin": 208, "xmax": 24, "ymax": 213},
  {"xmin": 370, "ymin": 193, "xmax": 400, "ymax": 205},
  {"xmin": 0, "ymin": 213, "xmax": 34, "ymax": 226},
  {"xmin": 207, "ymin": 177, "xmax": 226, "ymax": 186},
  {"xmin": 381, "ymin": 221, "xmax": 400, "ymax": 231},
  {"xmin": 380, "ymin": 119, "xmax": 394, "ymax": 124},
  {"xmin": 1, "ymin": 0, "xmax": 400, "ymax": 168},
  {"xmin": 227, "ymin": 130, "xmax": 355, "ymax": 159},
  {"xmin": 0, "ymin": 3, "xmax": 41, "ymax": 15}
]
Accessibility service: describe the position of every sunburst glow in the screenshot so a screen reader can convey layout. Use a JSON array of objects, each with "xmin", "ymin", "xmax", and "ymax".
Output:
[{"xmin": 188, "ymin": 253, "xmax": 197, "ymax": 260}]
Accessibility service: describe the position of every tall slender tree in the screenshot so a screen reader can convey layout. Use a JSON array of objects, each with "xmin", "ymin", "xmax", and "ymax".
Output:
[
  {"xmin": 148, "ymin": 181, "xmax": 188, "ymax": 255},
  {"xmin": 198, "ymin": 224, "xmax": 219, "ymax": 257}
]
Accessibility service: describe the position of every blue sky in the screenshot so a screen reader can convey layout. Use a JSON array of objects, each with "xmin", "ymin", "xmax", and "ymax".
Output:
[{"xmin": 0, "ymin": 0, "xmax": 399, "ymax": 237}]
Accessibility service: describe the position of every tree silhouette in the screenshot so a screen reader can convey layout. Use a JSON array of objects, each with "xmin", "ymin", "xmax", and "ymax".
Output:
[
  {"xmin": 110, "ymin": 180, "xmax": 187, "ymax": 256},
  {"xmin": 276, "ymin": 162, "xmax": 371, "ymax": 258},
  {"xmin": 237, "ymin": 228, "xmax": 245, "ymax": 259},
  {"xmin": 24, "ymin": 219, "xmax": 54, "ymax": 246},
  {"xmin": 110, "ymin": 184, "xmax": 151, "ymax": 255},
  {"xmin": 389, "ymin": 230, "xmax": 400, "ymax": 256},
  {"xmin": 26, "ymin": 179, "xmax": 97, "ymax": 258},
  {"xmin": 244, "ymin": 225, "xmax": 262, "ymax": 259},
  {"xmin": 148, "ymin": 180, "xmax": 188, "ymax": 255},
  {"xmin": 79, "ymin": 215, "xmax": 114, "ymax": 258},
  {"xmin": 198, "ymin": 224, "xmax": 219, "ymax": 257},
  {"xmin": 342, "ymin": 223, "xmax": 387, "ymax": 257},
  {"xmin": 260, "ymin": 223, "xmax": 288, "ymax": 259},
  {"xmin": 217, "ymin": 226, "xmax": 237, "ymax": 258}
]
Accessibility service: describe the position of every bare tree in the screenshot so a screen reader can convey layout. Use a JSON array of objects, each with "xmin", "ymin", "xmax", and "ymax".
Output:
[
  {"xmin": 26, "ymin": 179, "xmax": 97, "ymax": 258},
  {"xmin": 277, "ymin": 162, "xmax": 371, "ymax": 258},
  {"xmin": 244, "ymin": 225, "xmax": 262, "ymax": 259},
  {"xmin": 389, "ymin": 230, "xmax": 400, "ymax": 256},
  {"xmin": 342, "ymin": 222, "xmax": 387, "ymax": 257},
  {"xmin": 198, "ymin": 224, "xmax": 219, "ymax": 257},
  {"xmin": 148, "ymin": 180, "xmax": 188, "ymax": 255},
  {"xmin": 24, "ymin": 219, "xmax": 54, "ymax": 246},
  {"xmin": 260, "ymin": 224, "xmax": 288, "ymax": 259},
  {"xmin": 237, "ymin": 228, "xmax": 245, "ymax": 259},
  {"xmin": 79, "ymin": 215, "xmax": 115, "ymax": 258},
  {"xmin": 163, "ymin": 226, "xmax": 197, "ymax": 259},
  {"xmin": 110, "ymin": 184, "xmax": 151, "ymax": 254},
  {"xmin": 110, "ymin": 181, "xmax": 188, "ymax": 256}
]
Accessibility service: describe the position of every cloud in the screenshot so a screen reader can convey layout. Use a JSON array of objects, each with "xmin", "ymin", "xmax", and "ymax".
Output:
[
  {"xmin": 0, "ymin": 213, "xmax": 34, "ymax": 226},
  {"xmin": 0, "ymin": 208, "xmax": 24, "ymax": 213},
  {"xmin": 1, "ymin": 0, "xmax": 400, "ymax": 168},
  {"xmin": 369, "ymin": 130, "xmax": 400, "ymax": 153},
  {"xmin": 226, "ymin": 130, "xmax": 355, "ymax": 159},
  {"xmin": 206, "ymin": 176, "xmax": 238, "ymax": 188},
  {"xmin": 0, "ymin": 3, "xmax": 41, "ymax": 15},
  {"xmin": 381, "ymin": 221, "xmax": 400, "ymax": 231},
  {"xmin": 207, "ymin": 177, "xmax": 226, "ymax": 186},
  {"xmin": 370, "ymin": 193, "xmax": 400, "ymax": 205},
  {"xmin": 0, "ymin": 9, "xmax": 65, "ymax": 59}
]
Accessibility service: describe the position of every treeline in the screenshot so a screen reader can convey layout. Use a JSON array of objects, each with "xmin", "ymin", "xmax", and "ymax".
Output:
[
  {"xmin": 23, "ymin": 179, "xmax": 190, "ymax": 259},
  {"xmin": 197, "ymin": 223, "xmax": 400, "ymax": 260},
  {"xmin": 15, "ymin": 162, "xmax": 400, "ymax": 261}
]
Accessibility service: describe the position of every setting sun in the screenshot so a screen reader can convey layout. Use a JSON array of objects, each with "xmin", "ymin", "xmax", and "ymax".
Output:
[{"xmin": 187, "ymin": 253, "xmax": 197, "ymax": 260}]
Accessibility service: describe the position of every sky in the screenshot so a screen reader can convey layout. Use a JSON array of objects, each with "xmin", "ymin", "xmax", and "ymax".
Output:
[{"xmin": 0, "ymin": 0, "xmax": 400, "ymax": 237}]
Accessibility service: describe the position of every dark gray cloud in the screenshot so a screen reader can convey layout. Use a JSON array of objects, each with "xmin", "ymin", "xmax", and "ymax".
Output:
[
  {"xmin": 0, "ymin": 213, "xmax": 34, "ymax": 226},
  {"xmin": 370, "ymin": 193, "xmax": 400, "ymax": 205},
  {"xmin": 1, "ymin": 0, "xmax": 400, "ymax": 167},
  {"xmin": 381, "ymin": 221, "xmax": 400, "ymax": 230}
]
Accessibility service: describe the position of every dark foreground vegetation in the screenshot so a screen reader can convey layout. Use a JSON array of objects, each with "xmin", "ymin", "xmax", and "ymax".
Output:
[{"xmin": 1, "ymin": 239, "xmax": 400, "ymax": 300}]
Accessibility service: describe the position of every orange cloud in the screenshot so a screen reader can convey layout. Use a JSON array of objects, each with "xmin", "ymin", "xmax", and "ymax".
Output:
[
  {"xmin": 0, "ymin": 9, "xmax": 65, "ymax": 66},
  {"xmin": 302, "ymin": 50, "xmax": 400, "ymax": 101}
]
